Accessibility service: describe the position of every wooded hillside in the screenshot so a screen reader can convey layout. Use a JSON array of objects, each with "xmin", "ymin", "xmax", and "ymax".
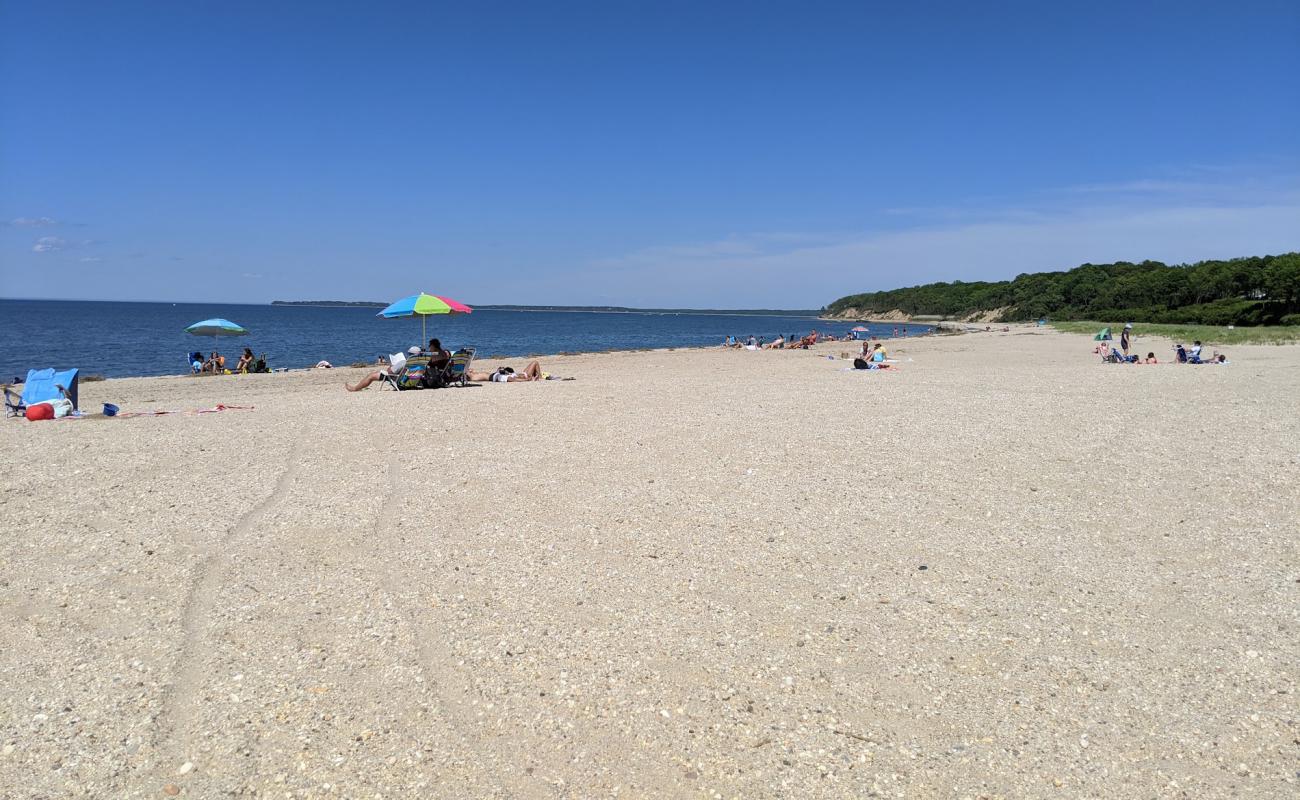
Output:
[{"xmin": 825, "ymin": 253, "xmax": 1300, "ymax": 325}]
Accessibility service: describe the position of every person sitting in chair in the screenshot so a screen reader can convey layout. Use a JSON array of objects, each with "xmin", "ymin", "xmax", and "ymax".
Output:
[
  {"xmin": 202, "ymin": 351, "xmax": 226, "ymax": 373},
  {"xmin": 345, "ymin": 346, "xmax": 420, "ymax": 391},
  {"xmin": 426, "ymin": 338, "xmax": 451, "ymax": 371},
  {"xmin": 235, "ymin": 348, "xmax": 254, "ymax": 373}
]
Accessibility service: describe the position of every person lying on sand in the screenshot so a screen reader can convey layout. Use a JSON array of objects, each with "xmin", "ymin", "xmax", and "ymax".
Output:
[
  {"xmin": 763, "ymin": 335, "xmax": 785, "ymax": 349},
  {"xmin": 467, "ymin": 361, "xmax": 543, "ymax": 382}
]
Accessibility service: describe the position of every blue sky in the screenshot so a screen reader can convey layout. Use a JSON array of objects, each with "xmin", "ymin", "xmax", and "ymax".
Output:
[{"xmin": 2, "ymin": 0, "xmax": 1297, "ymax": 307}]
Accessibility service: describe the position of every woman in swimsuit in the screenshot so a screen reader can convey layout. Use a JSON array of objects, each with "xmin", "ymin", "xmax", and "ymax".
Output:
[{"xmin": 467, "ymin": 361, "xmax": 544, "ymax": 382}]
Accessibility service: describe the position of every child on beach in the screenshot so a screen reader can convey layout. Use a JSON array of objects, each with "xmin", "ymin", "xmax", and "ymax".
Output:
[{"xmin": 1144, "ymin": 352, "xmax": 1158, "ymax": 364}]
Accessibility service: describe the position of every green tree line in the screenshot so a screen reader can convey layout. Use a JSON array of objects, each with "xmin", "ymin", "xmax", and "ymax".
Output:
[{"xmin": 825, "ymin": 252, "xmax": 1300, "ymax": 325}]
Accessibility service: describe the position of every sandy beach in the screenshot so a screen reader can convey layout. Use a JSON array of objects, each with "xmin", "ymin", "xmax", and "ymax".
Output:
[{"xmin": 2, "ymin": 327, "xmax": 1297, "ymax": 798}]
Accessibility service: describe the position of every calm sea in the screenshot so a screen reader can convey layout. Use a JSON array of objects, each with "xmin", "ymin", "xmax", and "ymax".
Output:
[{"xmin": 0, "ymin": 299, "xmax": 929, "ymax": 380}]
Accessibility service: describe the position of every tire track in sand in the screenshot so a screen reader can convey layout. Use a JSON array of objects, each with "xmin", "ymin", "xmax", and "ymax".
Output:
[
  {"xmin": 370, "ymin": 449, "xmax": 669, "ymax": 795},
  {"xmin": 151, "ymin": 443, "xmax": 302, "ymax": 775},
  {"xmin": 370, "ymin": 450, "xmax": 551, "ymax": 796}
]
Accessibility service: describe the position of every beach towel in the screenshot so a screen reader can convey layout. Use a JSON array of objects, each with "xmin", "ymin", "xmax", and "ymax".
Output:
[{"xmin": 113, "ymin": 404, "xmax": 255, "ymax": 419}]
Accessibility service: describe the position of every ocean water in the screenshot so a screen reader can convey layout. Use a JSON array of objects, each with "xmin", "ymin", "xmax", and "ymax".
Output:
[{"xmin": 0, "ymin": 299, "xmax": 929, "ymax": 379}]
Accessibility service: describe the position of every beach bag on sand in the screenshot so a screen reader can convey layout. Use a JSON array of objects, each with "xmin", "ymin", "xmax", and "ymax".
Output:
[{"xmin": 420, "ymin": 365, "xmax": 447, "ymax": 389}]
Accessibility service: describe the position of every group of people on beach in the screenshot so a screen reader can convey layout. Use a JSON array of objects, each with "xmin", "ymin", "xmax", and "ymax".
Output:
[
  {"xmin": 1096, "ymin": 324, "xmax": 1229, "ymax": 364},
  {"xmin": 345, "ymin": 338, "xmax": 548, "ymax": 391},
  {"xmin": 191, "ymin": 347, "xmax": 265, "ymax": 374},
  {"xmin": 723, "ymin": 329, "xmax": 850, "ymax": 350}
]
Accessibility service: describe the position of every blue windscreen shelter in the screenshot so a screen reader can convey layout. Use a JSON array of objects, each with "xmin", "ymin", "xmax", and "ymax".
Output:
[{"xmin": 11, "ymin": 368, "xmax": 80, "ymax": 412}]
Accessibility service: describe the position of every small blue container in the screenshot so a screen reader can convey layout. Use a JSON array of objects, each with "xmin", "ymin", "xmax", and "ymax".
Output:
[{"xmin": 103, "ymin": 403, "xmax": 119, "ymax": 417}]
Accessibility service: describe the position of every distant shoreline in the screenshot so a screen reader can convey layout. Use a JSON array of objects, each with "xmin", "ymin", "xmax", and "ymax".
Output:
[{"xmin": 272, "ymin": 300, "xmax": 824, "ymax": 318}]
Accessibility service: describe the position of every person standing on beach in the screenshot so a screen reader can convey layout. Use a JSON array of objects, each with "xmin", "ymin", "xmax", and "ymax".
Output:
[{"xmin": 1120, "ymin": 323, "xmax": 1132, "ymax": 356}]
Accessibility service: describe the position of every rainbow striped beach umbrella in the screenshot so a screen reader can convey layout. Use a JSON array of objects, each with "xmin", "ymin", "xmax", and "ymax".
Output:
[{"xmin": 376, "ymin": 293, "xmax": 473, "ymax": 342}]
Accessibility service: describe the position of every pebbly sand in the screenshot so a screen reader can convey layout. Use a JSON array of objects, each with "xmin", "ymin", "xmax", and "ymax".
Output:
[{"xmin": 1, "ymin": 327, "xmax": 1297, "ymax": 798}]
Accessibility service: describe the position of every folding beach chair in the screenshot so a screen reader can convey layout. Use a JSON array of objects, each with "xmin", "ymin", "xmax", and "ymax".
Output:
[
  {"xmin": 378, "ymin": 352, "xmax": 407, "ymax": 391},
  {"xmin": 439, "ymin": 347, "xmax": 476, "ymax": 388},
  {"xmin": 4, "ymin": 368, "xmax": 79, "ymax": 417},
  {"xmin": 395, "ymin": 354, "xmax": 435, "ymax": 389}
]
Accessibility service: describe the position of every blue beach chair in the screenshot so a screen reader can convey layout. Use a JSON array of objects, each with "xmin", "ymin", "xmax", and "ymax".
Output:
[
  {"xmin": 441, "ymin": 347, "xmax": 476, "ymax": 387},
  {"xmin": 4, "ymin": 368, "xmax": 80, "ymax": 417}
]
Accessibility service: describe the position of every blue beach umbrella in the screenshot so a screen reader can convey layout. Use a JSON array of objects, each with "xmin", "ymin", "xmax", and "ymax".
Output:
[{"xmin": 185, "ymin": 318, "xmax": 249, "ymax": 352}]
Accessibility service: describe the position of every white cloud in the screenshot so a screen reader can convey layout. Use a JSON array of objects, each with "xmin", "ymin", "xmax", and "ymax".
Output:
[
  {"xmin": 9, "ymin": 216, "xmax": 58, "ymax": 227},
  {"xmin": 33, "ymin": 236, "xmax": 67, "ymax": 252},
  {"xmin": 575, "ymin": 200, "xmax": 1300, "ymax": 308},
  {"xmin": 32, "ymin": 236, "xmax": 100, "ymax": 254},
  {"xmin": 1062, "ymin": 179, "xmax": 1218, "ymax": 195}
]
